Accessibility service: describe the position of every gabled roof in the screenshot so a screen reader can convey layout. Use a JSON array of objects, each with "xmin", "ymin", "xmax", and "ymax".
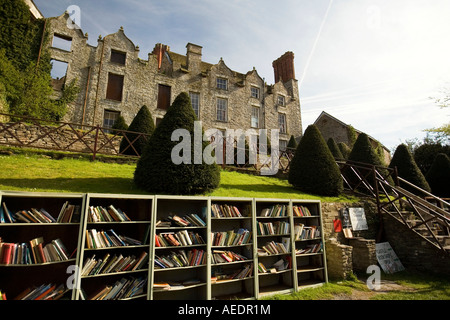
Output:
[{"xmin": 314, "ymin": 111, "xmax": 390, "ymax": 152}]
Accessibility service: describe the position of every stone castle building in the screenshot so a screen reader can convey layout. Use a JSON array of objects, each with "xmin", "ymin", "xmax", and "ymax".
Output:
[{"xmin": 45, "ymin": 12, "xmax": 303, "ymax": 150}]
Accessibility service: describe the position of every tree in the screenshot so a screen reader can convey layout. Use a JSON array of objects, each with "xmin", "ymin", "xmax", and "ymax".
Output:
[
  {"xmin": 133, "ymin": 92, "xmax": 220, "ymax": 195},
  {"xmin": 389, "ymin": 144, "xmax": 431, "ymax": 195},
  {"xmin": 413, "ymin": 142, "xmax": 450, "ymax": 175},
  {"xmin": 288, "ymin": 125, "xmax": 343, "ymax": 196},
  {"xmin": 112, "ymin": 115, "xmax": 128, "ymax": 135},
  {"xmin": 327, "ymin": 137, "xmax": 344, "ymax": 160},
  {"xmin": 345, "ymin": 133, "xmax": 392, "ymax": 190},
  {"xmin": 287, "ymin": 135, "xmax": 297, "ymax": 150},
  {"xmin": 425, "ymin": 153, "xmax": 450, "ymax": 197},
  {"xmin": 120, "ymin": 105, "xmax": 154, "ymax": 156},
  {"xmin": 338, "ymin": 142, "xmax": 351, "ymax": 160}
]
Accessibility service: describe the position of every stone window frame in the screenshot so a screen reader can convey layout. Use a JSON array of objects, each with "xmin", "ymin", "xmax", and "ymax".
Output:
[
  {"xmin": 251, "ymin": 106, "xmax": 260, "ymax": 129},
  {"xmin": 251, "ymin": 86, "xmax": 260, "ymax": 99},
  {"xmin": 278, "ymin": 112, "xmax": 287, "ymax": 134},
  {"xmin": 110, "ymin": 49, "xmax": 127, "ymax": 65},
  {"xmin": 106, "ymin": 73, "xmax": 125, "ymax": 102},
  {"xmin": 103, "ymin": 109, "xmax": 121, "ymax": 130},
  {"xmin": 189, "ymin": 92, "xmax": 200, "ymax": 119},
  {"xmin": 216, "ymin": 77, "xmax": 228, "ymax": 90},
  {"xmin": 277, "ymin": 94, "xmax": 286, "ymax": 107},
  {"xmin": 216, "ymin": 97, "xmax": 228, "ymax": 122}
]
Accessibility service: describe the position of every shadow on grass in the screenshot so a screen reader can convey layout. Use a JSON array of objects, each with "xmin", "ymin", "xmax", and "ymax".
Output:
[{"xmin": 0, "ymin": 178, "xmax": 148, "ymax": 195}]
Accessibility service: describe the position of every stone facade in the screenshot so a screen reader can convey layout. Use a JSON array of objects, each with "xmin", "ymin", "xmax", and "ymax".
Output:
[{"xmin": 45, "ymin": 12, "xmax": 303, "ymax": 148}]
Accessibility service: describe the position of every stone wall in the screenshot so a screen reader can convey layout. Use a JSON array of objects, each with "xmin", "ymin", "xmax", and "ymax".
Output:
[
  {"xmin": 0, "ymin": 122, "xmax": 121, "ymax": 155},
  {"xmin": 382, "ymin": 214, "xmax": 450, "ymax": 275}
]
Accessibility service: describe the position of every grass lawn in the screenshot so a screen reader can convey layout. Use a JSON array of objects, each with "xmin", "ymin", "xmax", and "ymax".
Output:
[{"xmin": 0, "ymin": 152, "xmax": 356, "ymax": 202}]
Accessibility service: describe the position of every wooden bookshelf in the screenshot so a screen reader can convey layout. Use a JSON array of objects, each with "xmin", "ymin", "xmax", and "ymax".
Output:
[
  {"xmin": 209, "ymin": 197, "xmax": 255, "ymax": 300},
  {"xmin": 291, "ymin": 200, "xmax": 328, "ymax": 290},
  {"xmin": 150, "ymin": 196, "xmax": 209, "ymax": 300},
  {"xmin": 74, "ymin": 193, "xmax": 153, "ymax": 300},
  {"xmin": 0, "ymin": 191, "xmax": 327, "ymax": 300},
  {"xmin": 0, "ymin": 191, "xmax": 85, "ymax": 300}
]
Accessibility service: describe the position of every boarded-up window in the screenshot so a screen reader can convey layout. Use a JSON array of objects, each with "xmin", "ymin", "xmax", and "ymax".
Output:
[
  {"xmin": 111, "ymin": 49, "xmax": 126, "ymax": 65},
  {"xmin": 157, "ymin": 84, "xmax": 171, "ymax": 110},
  {"xmin": 106, "ymin": 73, "xmax": 124, "ymax": 101}
]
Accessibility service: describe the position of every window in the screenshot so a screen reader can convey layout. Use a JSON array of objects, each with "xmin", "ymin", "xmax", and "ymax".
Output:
[
  {"xmin": 106, "ymin": 73, "xmax": 124, "ymax": 101},
  {"xmin": 277, "ymin": 95, "xmax": 286, "ymax": 106},
  {"xmin": 103, "ymin": 110, "xmax": 120, "ymax": 129},
  {"xmin": 251, "ymin": 107, "xmax": 260, "ymax": 128},
  {"xmin": 189, "ymin": 92, "xmax": 200, "ymax": 118},
  {"xmin": 111, "ymin": 49, "xmax": 126, "ymax": 65},
  {"xmin": 251, "ymin": 87, "xmax": 260, "ymax": 99},
  {"xmin": 279, "ymin": 140, "xmax": 287, "ymax": 151},
  {"xmin": 52, "ymin": 34, "xmax": 72, "ymax": 51},
  {"xmin": 216, "ymin": 98, "xmax": 228, "ymax": 122},
  {"xmin": 157, "ymin": 84, "xmax": 171, "ymax": 110},
  {"xmin": 216, "ymin": 78, "xmax": 228, "ymax": 90},
  {"xmin": 279, "ymin": 113, "xmax": 287, "ymax": 133}
]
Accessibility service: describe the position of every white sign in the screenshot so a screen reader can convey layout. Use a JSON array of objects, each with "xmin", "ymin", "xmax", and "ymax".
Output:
[
  {"xmin": 376, "ymin": 242, "xmax": 405, "ymax": 274},
  {"xmin": 349, "ymin": 207, "xmax": 368, "ymax": 231}
]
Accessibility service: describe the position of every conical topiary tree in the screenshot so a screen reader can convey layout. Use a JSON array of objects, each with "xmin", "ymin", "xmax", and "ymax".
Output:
[
  {"xmin": 133, "ymin": 92, "xmax": 220, "ymax": 195},
  {"xmin": 288, "ymin": 125, "xmax": 343, "ymax": 196},
  {"xmin": 287, "ymin": 135, "xmax": 297, "ymax": 150},
  {"xmin": 327, "ymin": 137, "xmax": 344, "ymax": 160},
  {"xmin": 345, "ymin": 133, "xmax": 392, "ymax": 191},
  {"xmin": 338, "ymin": 142, "xmax": 351, "ymax": 160},
  {"xmin": 112, "ymin": 115, "xmax": 128, "ymax": 135},
  {"xmin": 425, "ymin": 153, "xmax": 450, "ymax": 197},
  {"xmin": 120, "ymin": 105, "xmax": 155, "ymax": 156},
  {"xmin": 389, "ymin": 144, "xmax": 431, "ymax": 195}
]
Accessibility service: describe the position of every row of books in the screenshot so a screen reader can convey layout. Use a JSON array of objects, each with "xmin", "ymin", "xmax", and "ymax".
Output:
[
  {"xmin": 86, "ymin": 277, "xmax": 147, "ymax": 300},
  {"xmin": 257, "ymin": 221, "xmax": 290, "ymax": 235},
  {"xmin": 211, "ymin": 204, "xmax": 244, "ymax": 218},
  {"xmin": 296, "ymin": 242, "xmax": 323, "ymax": 255},
  {"xmin": 293, "ymin": 205, "xmax": 312, "ymax": 217},
  {"xmin": 87, "ymin": 205, "xmax": 132, "ymax": 222},
  {"xmin": 258, "ymin": 239, "xmax": 290, "ymax": 256},
  {"xmin": 258, "ymin": 257, "xmax": 291, "ymax": 273},
  {"xmin": 13, "ymin": 283, "xmax": 69, "ymax": 300},
  {"xmin": 155, "ymin": 230, "xmax": 205, "ymax": 247},
  {"xmin": 156, "ymin": 214, "xmax": 206, "ymax": 227},
  {"xmin": 211, "ymin": 263, "xmax": 254, "ymax": 283},
  {"xmin": 154, "ymin": 249, "xmax": 206, "ymax": 268},
  {"xmin": 211, "ymin": 229, "xmax": 251, "ymax": 247},
  {"xmin": 211, "ymin": 250, "xmax": 249, "ymax": 264},
  {"xmin": 0, "ymin": 202, "xmax": 80, "ymax": 224},
  {"xmin": 259, "ymin": 204, "xmax": 287, "ymax": 217},
  {"xmin": 0, "ymin": 237, "xmax": 70, "ymax": 265},
  {"xmin": 85, "ymin": 229, "xmax": 142, "ymax": 249},
  {"xmin": 81, "ymin": 252, "xmax": 148, "ymax": 276},
  {"xmin": 294, "ymin": 224, "xmax": 321, "ymax": 240}
]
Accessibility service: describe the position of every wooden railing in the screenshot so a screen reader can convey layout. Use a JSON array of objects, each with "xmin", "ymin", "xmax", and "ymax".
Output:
[{"xmin": 0, "ymin": 112, "xmax": 150, "ymax": 160}]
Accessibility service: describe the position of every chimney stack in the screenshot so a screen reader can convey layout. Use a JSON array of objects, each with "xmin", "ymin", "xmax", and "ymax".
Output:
[
  {"xmin": 152, "ymin": 43, "xmax": 170, "ymax": 69},
  {"xmin": 272, "ymin": 51, "xmax": 295, "ymax": 83},
  {"xmin": 186, "ymin": 43, "xmax": 202, "ymax": 72}
]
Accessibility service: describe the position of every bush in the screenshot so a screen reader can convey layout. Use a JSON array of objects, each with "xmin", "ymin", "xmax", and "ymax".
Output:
[
  {"xmin": 389, "ymin": 144, "xmax": 431, "ymax": 194},
  {"xmin": 425, "ymin": 153, "xmax": 450, "ymax": 197},
  {"xmin": 414, "ymin": 143, "xmax": 450, "ymax": 176},
  {"xmin": 338, "ymin": 142, "xmax": 351, "ymax": 160},
  {"xmin": 345, "ymin": 133, "xmax": 392, "ymax": 190},
  {"xmin": 287, "ymin": 135, "xmax": 297, "ymax": 150},
  {"xmin": 120, "ymin": 105, "xmax": 154, "ymax": 156},
  {"xmin": 288, "ymin": 125, "xmax": 343, "ymax": 196},
  {"xmin": 327, "ymin": 137, "xmax": 344, "ymax": 160},
  {"xmin": 133, "ymin": 92, "xmax": 220, "ymax": 195},
  {"xmin": 112, "ymin": 115, "xmax": 128, "ymax": 135}
]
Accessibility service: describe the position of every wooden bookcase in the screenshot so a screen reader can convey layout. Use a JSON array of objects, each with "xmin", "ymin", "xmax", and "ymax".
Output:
[
  {"xmin": 0, "ymin": 191, "xmax": 327, "ymax": 300},
  {"xmin": 291, "ymin": 200, "xmax": 328, "ymax": 290},
  {"xmin": 74, "ymin": 193, "xmax": 153, "ymax": 300},
  {"xmin": 0, "ymin": 191, "xmax": 85, "ymax": 300},
  {"xmin": 150, "ymin": 195, "xmax": 209, "ymax": 300},
  {"xmin": 254, "ymin": 199, "xmax": 294, "ymax": 298},
  {"xmin": 209, "ymin": 197, "xmax": 255, "ymax": 300}
]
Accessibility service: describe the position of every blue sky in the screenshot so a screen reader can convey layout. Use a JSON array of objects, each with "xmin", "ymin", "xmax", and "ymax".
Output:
[{"xmin": 34, "ymin": 0, "xmax": 450, "ymax": 151}]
